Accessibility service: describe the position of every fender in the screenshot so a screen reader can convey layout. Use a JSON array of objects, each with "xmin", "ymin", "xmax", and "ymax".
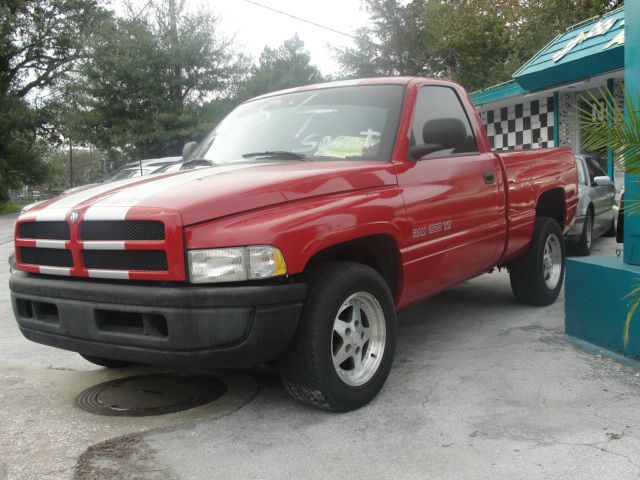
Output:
[{"xmin": 184, "ymin": 187, "xmax": 407, "ymax": 275}]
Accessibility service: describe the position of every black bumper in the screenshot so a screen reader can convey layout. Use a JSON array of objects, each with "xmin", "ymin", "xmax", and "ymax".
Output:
[{"xmin": 10, "ymin": 272, "xmax": 305, "ymax": 368}]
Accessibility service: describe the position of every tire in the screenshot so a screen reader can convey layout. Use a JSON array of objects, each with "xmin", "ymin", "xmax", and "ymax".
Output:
[
  {"xmin": 603, "ymin": 217, "xmax": 616, "ymax": 237},
  {"xmin": 574, "ymin": 210, "xmax": 593, "ymax": 256},
  {"xmin": 281, "ymin": 262, "xmax": 397, "ymax": 412},
  {"xmin": 80, "ymin": 353, "xmax": 136, "ymax": 368},
  {"xmin": 509, "ymin": 217, "xmax": 565, "ymax": 306}
]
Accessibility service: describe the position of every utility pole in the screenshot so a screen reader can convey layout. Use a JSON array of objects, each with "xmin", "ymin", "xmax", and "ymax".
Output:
[{"xmin": 69, "ymin": 140, "xmax": 74, "ymax": 188}]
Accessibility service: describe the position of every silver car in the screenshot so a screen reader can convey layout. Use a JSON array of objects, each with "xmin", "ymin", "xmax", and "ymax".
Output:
[{"xmin": 566, "ymin": 154, "xmax": 616, "ymax": 255}]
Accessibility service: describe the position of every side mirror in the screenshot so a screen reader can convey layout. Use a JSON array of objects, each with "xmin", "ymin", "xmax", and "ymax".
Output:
[
  {"xmin": 182, "ymin": 141, "xmax": 198, "ymax": 160},
  {"xmin": 593, "ymin": 176, "xmax": 613, "ymax": 187},
  {"xmin": 409, "ymin": 118, "xmax": 468, "ymax": 160}
]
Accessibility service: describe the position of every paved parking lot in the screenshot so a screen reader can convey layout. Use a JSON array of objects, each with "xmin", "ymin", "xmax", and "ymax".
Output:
[{"xmin": 2, "ymin": 212, "xmax": 640, "ymax": 480}]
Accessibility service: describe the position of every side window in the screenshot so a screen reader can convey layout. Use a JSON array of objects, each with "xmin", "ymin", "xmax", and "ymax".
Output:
[
  {"xmin": 585, "ymin": 155, "xmax": 606, "ymax": 181},
  {"xmin": 410, "ymin": 86, "xmax": 478, "ymax": 158}
]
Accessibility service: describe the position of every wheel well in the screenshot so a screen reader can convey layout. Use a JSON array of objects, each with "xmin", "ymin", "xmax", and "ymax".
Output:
[
  {"xmin": 303, "ymin": 235, "xmax": 401, "ymax": 298},
  {"xmin": 536, "ymin": 188, "xmax": 566, "ymax": 228}
]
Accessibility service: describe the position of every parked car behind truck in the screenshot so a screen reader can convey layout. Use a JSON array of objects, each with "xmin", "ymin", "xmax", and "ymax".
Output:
[
  {"xmin": 9, "ymin": 78, "xmax": 578, "ymax": 411},
  {"xmin": 565, "ymin": 153, "xmax": 617, "ymax": 255}
]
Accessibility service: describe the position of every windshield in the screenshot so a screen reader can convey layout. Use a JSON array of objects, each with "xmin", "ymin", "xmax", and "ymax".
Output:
[{"xmin": 192, "ymin": 84, "xmax": 405, "ymax": 165}]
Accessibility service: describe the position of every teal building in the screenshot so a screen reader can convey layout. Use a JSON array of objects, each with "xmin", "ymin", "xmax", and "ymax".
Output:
[{"xmin": 471, "ymin": 7, "xmax": 626, "ymax": 187}]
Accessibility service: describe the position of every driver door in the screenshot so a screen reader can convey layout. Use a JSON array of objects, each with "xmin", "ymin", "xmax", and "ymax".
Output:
[{"xmin": 396, "ymin": 85, "xmax": 506, "ymax": 304}]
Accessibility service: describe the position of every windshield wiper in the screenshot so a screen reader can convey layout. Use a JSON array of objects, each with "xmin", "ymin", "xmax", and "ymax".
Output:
[{"xmin": 241, "ymin": 150, "xmax": 307, "ymax": 160}]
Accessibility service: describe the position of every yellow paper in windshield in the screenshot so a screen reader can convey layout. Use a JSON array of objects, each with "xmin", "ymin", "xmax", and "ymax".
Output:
[{"xmin": 317, "ymin": 136, "xmax": 380, "ymax": 158}]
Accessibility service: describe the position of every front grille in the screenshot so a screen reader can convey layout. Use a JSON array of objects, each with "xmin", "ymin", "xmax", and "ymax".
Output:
[
  {"xmin": 81, "ymin": 221, "xmax": 165, "ymax": 241},
  {"xmin": 83, "ymin": 250, "xmax": 168, "ymax": 271},
  {"xmin": 19, "ymin": 221, "xmax": 70, "ymax": 240},
  {"xmin": 20, "ymin": 247, "xmax": 73, "ymax": 267}
]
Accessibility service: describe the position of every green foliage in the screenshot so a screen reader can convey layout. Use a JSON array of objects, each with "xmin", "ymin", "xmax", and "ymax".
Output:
[
  {"xmin": 580, "ymin": 87, "xmax": 640, "ymax": 179},
  {"xmin": 336, "ymin": 0, "xmax": 623, "ymax": 91},
  {"xmin": 0, "ymin": 0, "xmax": 107, "ymax": 200},
  {"xmin": 579, "ymin": 87, "xmax": 640, "ymax": 346},
  {"xmin": 236, "ymin": 34, "xmax": 324, "ymax": 101},
  {"xmin": 65, "ymin": 0, "xmax": 248, "ymax": 159},
  {"xmin": 0, "ymin": 201, "xmax": 26, "ymax": 214}
]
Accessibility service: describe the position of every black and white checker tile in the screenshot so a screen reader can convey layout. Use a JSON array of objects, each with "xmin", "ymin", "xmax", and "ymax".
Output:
[{"xmin": 479, "ymin": 97, "xmax": 555, "ymax": 151}]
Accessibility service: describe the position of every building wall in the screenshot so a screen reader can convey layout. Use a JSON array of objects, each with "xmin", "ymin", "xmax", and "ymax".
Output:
[
  {"xmin": 558, "ymin": 91, "xmax": 578, "ymax": 148},
  {"xmin": 478, "ymin": 97, "xmax": 555, "ymax": 150}
]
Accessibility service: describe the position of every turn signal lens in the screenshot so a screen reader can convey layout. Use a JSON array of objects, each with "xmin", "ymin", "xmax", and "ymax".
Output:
[{"xmin": 247, "ymin": 246, "xmax": 288, "ymax": 279}]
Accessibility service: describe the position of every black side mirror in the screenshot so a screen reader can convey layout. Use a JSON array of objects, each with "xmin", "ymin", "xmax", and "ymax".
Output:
[
  {"xmin": 182, "ymin": 141, "xmax": 198, "ymax": 160},
  {"xmin": 409, "ymin": 118, "xmax": 468, "ymax": 160}
]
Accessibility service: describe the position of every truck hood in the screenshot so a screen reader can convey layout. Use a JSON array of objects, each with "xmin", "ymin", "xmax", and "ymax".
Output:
[{"xmin": 22, "ymin": 161, "xmax": 398, "ymax": 225}]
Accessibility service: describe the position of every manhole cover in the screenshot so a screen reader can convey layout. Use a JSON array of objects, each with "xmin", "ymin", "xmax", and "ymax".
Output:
[{"xmin": 76, "ymin": 373, "xmax": 227, "ymax": 416}]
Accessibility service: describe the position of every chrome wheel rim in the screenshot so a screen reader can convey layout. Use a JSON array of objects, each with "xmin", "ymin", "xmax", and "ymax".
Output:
[
  {"xmin": 542, "ymin": 234, "xmax": 562, "ymax": 289},
  {"xmin": 585, "ymin": 215, "xmax": 592, "ymax": 249},
  {"xmin": 331, "ymin": 292, "xmax": 386, "ymax": 387}
]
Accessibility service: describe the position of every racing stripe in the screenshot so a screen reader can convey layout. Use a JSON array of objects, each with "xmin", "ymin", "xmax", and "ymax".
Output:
[
  {"xmin": 87, "ymin": 269, "xmax": 130, "ymax": 279},
  {"xmin": 39, "ymin": 266, "xmax": 71, "ymax": 276},
  {"xmin": 88, "ymin": 163, "xmax": 258, "ymax": 208},
  {"xmin": 35, "ymin": 240, "xmax": 67, "ymax": 249},
  {"xmin": 82, "ymin": 241, "xmax": 125, "ymax": 250},
  {"xmin": 83, "ymin": 206, "xmax": 130, "ymax": 221}
]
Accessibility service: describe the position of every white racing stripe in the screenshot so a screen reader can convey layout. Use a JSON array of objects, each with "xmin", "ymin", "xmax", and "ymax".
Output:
[
  {"xmin": 89, "ymin": 163, "xmax": 258, "ymax": 208},
  {"xmin": 83, "ymin": 206, "xmax": 130, "ymax": 221},
  {"xmin": 82, "ymin": 241, "xmax": 125, "ymax": 250},
  {"xmin": 36, "ymin": 208, "xmax": 70, "ymax": 221},
  {"xmin": 39, "ymin": 266, "xmax": 71, "ymax": 276},
  {"xmin": 35, "ymin": 240, "xmax": 67, "ymax": 249},
  {"xmin": 31, "ymin": 163, "xmax": 261, "ymax": 221},
  {"xmin": 88, "ymin": 269, "xmax": 130, "ymax": 280},
  {"xmin": 42, "ymin": 175, "xmax": 158, "ymax": 210}
]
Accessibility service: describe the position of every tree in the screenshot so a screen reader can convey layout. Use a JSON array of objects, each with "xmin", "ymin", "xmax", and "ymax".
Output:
[
  {"xmin": 66, "ymin": 0, "xmax": 247, "ymax": 160},
  {"xmin": 0, "ymin": 0, "xmax": 108, "ymax": 201},
  {"xmin": 236, "ymin": 35, "xmax": 324, "ymax": 101},
  {"xmin": 335, "ymin": 0, "xmax": 433, "ymax": 78},
  {"xmin": 336, "ymin": 0, "xmax": 624, "ymax": 91}
]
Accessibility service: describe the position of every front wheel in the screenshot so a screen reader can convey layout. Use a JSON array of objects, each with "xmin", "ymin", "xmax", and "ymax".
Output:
[
  {"xmin": 509, "ymin": 217, "xmax": 565, "ymax": 306},
  {"xmin": 281, "ymin": 262, "xmax": 397, "ymax": 412}
]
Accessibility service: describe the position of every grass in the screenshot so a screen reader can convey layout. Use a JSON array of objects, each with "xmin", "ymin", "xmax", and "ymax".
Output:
[{"xmin": 0, "ymin": 201, "xmax": 25, "ymax": 214}]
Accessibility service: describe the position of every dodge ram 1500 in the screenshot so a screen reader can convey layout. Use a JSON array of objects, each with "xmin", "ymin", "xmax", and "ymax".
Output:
[{"xmin": 10, "ymin": 77, "xmax": 578, "ymax": 411}]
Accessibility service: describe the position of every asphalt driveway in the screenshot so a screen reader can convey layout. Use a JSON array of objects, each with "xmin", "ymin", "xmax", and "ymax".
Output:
[{"xmin": 1, "ymin": 212, "xmax": 639, "ymax": 479}]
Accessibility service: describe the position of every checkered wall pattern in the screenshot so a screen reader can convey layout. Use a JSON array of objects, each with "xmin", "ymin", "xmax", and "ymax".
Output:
[{"xmin": 479, "ymin": 97, "xmax": 555, "ymax": 151}]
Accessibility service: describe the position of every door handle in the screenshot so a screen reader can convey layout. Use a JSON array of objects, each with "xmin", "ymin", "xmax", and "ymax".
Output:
[{"xmin": 483, "ymin": 171, "xmax": 496, "ymax": 184}]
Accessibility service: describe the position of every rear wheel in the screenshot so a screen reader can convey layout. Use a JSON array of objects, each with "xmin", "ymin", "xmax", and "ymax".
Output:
[
  {"xmin": 603, "ymin": 217, "xmax": 616, "ymax": 237},
  {"xmin": 80, "ymin": 353, "xmax": 136, "ymax": 368},
  {"xmin": 575, "ymin": 210, "xmax": 594, "ymax": 256},
  {"xmin": 509, "ymin": 217, "xmax": 565, "ymax": 306},
  {"xmin": 281, "ymin": 262, "xmax": 396, "ymax": 412}
]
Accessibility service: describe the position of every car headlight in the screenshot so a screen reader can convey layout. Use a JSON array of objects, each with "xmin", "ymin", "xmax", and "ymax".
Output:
[{"xmin": 188, "ymin": 246, "xmax": 287, "ymax": 284}]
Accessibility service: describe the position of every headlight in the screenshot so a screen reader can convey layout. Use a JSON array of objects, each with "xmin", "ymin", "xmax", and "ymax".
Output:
[{"xmin": 188, "ymin": 246, "xmax": 287, "ymax": 284}]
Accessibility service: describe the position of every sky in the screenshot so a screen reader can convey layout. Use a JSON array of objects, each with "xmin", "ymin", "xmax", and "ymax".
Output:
[
  {"xmin": 117, "ymin": 0, "xmax": 372, "ymax": 76},
  {"xmin": 212, "ymin": 0, "xmax": 370, "ymax": 75}
]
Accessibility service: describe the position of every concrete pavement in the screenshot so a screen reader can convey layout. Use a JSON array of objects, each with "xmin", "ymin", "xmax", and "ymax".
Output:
[{"xmin": 1, "ymin": 213, "xmax": 639, "ymax": 479}]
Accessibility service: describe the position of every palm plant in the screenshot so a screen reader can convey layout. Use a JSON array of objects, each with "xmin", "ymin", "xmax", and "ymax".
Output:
[{"xmin": 578, "ymin": 86, "xmax": 640, "ymax": 345}]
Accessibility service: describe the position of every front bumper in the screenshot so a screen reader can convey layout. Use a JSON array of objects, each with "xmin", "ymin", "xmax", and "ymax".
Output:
[{"xmin": 10, "ymin": 272, "xmax": 305, "ymax": 367}]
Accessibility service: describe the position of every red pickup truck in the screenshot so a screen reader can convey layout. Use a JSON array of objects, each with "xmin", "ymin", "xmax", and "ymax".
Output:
[{"xmin": 10, "ymin": 78, "xmax": 578, "ymax": 411}]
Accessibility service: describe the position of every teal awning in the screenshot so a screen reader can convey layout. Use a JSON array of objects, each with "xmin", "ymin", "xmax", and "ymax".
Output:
[
  {"xmin": 470, "ymin": 80, "xmax": 527, "ymax": 106},
  {"xmin": 513, "ymin": 8, "xmax": 625, "ymax": 91}
]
